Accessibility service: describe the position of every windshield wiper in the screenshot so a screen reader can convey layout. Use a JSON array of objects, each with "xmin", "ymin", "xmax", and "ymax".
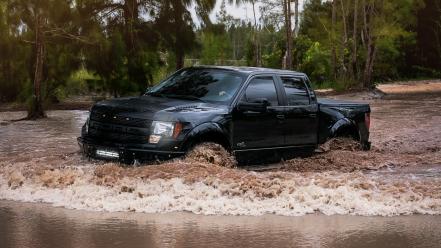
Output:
[{"xmin": 166, "ymin": 94, "xmax": 206, "ymax": 103}]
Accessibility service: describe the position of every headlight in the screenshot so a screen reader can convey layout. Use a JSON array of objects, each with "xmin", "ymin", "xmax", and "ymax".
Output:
[
  {"xmin": 149, "ymin": 121, "xmax": 183, "ymax": 144},
  {"xmin": 151, "ymin": 121, "xmax": 174, "ymax": 136}
]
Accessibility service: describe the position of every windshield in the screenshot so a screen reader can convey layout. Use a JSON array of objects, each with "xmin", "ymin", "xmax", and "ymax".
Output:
[{"xmin": 146, "ymin": 68, "xmax": 245, "ymax": 103}]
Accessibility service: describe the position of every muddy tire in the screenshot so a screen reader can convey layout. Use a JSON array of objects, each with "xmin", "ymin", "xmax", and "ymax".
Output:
[
  {"xmin": 319, "ymin": 137, "xmax": 362, "ymax": 152},
  {"xmin": 185, "ymin": 142, "xmax": 237, "ymax": 168}
]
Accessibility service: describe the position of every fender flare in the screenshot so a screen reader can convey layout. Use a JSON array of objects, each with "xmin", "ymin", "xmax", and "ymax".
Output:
[
  {"xmin": 330, "ymin": 118, "xmax": 358, "ymax": 138},
  {"xmin": 182, "ymin": 122, "xmax": 230, "ymax": 150}
]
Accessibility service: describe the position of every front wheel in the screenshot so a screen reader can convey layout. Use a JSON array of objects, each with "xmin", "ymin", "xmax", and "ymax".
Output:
[{"xmin": 185, "ymin": 142, "xmax": 237, "ymax": 168}]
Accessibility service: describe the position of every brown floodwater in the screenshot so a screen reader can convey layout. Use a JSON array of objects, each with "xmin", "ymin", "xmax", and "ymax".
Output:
[
  {"xmin": 0, "ymin": 81, "xmax": 441, "ymax": 247},
  {"xmin": 1, "ymin": 200, "xmax": 441, "ymax": 248}
]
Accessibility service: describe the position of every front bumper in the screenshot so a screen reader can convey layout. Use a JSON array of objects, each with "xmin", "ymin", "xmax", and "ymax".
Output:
[{"xmin": 77, "ymin": 137, "xmax": 186, "ymax": 163}]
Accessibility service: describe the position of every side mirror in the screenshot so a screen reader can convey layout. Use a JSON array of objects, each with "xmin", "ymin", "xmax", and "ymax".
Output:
[{"xmin": 237, "ymin": 98, "xmax": 270, "ymax": 112}]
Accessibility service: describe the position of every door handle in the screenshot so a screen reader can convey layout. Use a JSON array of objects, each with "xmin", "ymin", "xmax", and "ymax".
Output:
[
  {"xmin": 276, "ymin": 114, "xmax": 285, "ymax": 120},
  {"xmin": 308, "ymin": 113, "xmax": 317, "ymax": 117}
]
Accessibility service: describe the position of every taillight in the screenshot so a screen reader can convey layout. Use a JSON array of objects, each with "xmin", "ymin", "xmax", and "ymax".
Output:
[{"xmin": 365, "ymin": 112, "xmax": 371, "ymax": 130}]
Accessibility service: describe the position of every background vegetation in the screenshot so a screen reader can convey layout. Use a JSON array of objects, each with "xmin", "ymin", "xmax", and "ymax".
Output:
[{"xmin": 0, "ymin": 0, "xmax": 440, "ymax": 118}]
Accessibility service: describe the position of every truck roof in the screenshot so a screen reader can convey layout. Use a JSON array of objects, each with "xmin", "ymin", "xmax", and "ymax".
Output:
[{"xmin": 191, "ymin": 65, "xmax": 307, "ymax": 77}]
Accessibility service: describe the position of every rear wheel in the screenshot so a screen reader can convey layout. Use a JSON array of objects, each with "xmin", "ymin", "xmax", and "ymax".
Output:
[
  {"xmin": 320, "ymin": 137, "xmax": 362, "ymax": 152},
  {"xmin": 325, "ymin": 126, "xmax": 366, "ymax": 151},
  {"xmin": 185, "ymin": 142, "xmax": 237, "ymax": 168}
]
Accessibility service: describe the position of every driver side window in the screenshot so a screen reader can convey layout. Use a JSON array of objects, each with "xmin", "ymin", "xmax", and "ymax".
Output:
[{"xmin": 241, "ymin": 77, "xmax": 279, "ymax": 106}]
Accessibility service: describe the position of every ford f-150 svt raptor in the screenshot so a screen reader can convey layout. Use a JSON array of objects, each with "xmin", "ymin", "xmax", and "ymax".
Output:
[{"xmin": 78, "ymin": 66, "xmax": 371, "ymax": 164}]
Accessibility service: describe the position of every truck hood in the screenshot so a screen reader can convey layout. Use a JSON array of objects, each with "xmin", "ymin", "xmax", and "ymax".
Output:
[
  {"xmin": 91, "ymin": 96, "xmax": 228, "ymax": 123},
  {"xmin": 94, "ymin": 96, "xmax": 188, "ymax": 114}
]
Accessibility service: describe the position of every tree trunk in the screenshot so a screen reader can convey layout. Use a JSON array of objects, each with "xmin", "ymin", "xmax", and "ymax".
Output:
[
  {"xmin": 287, "ymin": 0, "xmax": 292, "ymax": 69},
  {"xmin": 292, "ymin": 0, "xmax": 299, "ymax": 69},
  {"xmin": 294, "ymin": 0, "xmax": 299, "ymax": 37},
  {"xmin": 175, "ymin": 49, "xmax": 184, "ymax": 70},
  {"xmin": 28, "ymin": 13, "xmax": 46, "ymax": 120},
  {"xmin": 282, "ymin": 0, "xmax": 287, "ymax": 69},
  {"xmin": 352, "ymin": 0, "xmax": 358, "ymax": 80},
  {"xmin": 252, "ymin": 0, "xmax": 261, "ymax": 67},
  {"xmin": 340, "ymin": 0, "xmax": 348, "ymax": 44},
  {"xmin": 123, "ymin": 0, "xmax": 140, "ymax": 85},
  {"xmin": 331, "ymin": 0, "xmax": 337, "ymax": 80},
  {"xmin": 123, "ymin": 0, "xmax": 139, "ymax": 54},
  {"xmin": 282, "ymin": 0, "xmax": 292, "ymax": 69},
  {"xmin": 433, "ymin": 1, "xmax": 441, "ymax": 61},
  {"xmin": 363, "ymin": 41, "xmax": 376, "ymax": 89},
  {"xmin": 362, "ymin": 1, "xmax": 376, "ymax": 89},
  {"xmin": 340, "ymin": 0, "xmax": 348, "ymax": 74},
  {"xmin": 172, "ymin": 0, "xmax": 187, "ymax": 70}
]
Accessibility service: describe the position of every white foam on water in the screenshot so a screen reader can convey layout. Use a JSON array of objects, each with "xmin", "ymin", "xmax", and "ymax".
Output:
[{"xmin": 1, "ymin": 171, "xmax": 440, "ymax": 216}]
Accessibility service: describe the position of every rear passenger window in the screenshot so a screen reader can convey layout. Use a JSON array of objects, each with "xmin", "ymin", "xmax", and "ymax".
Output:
[{"xmin": 281, "ymin": 77, "xmax": 310, "ymax": 105}]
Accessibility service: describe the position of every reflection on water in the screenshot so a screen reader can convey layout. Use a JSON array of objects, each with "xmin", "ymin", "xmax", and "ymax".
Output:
[{"xmin": 1, "ymin": 200, "xmax": 441, "ymax": 248}]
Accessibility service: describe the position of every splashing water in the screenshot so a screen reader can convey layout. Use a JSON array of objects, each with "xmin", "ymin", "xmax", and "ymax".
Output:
[{"xmin": 0, "ymin": 96, "xmax": 440, "ymax": 216}]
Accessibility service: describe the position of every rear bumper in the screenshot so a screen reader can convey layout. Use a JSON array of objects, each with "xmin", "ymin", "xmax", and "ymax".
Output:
[{"xmin": 77, "ymin": 137, "xmax": 186, "ymax": 163}]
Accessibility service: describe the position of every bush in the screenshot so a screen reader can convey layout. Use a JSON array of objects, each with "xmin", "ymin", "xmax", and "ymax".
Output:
[{"xmin": 300, "ymin": 42, "xmax": 331, "ymax": 84}]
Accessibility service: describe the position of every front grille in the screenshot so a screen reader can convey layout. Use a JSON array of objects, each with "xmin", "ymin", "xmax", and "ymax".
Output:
[
  {"xmin": 88, "ymin": 107, "xmax": 152, "ymax": 144},
  {"xmin": 90, "ymin": 109, "xmax": 150, "ymax": 128},
  {"xmin": 88, "ymin": 121, "xmax": 150, "ymax": 144}
]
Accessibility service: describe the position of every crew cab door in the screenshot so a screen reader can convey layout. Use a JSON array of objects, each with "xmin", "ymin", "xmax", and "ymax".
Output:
[
  {"xmin": 279, "ymin": 76, "xmax": 318, "ymax": 146},
  {"xmin": 232, "ymin": 75, "xmax": 285, "ymax": 150}
]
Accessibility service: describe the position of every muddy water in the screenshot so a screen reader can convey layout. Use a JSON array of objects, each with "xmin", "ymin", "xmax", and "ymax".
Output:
[
  {"xmin": 1, "ymin": 200, "xmax": 441, "ymax": 248},
  {"xmin": 0, "ymin": 86, "xmax": 441, "ymax": 246}
]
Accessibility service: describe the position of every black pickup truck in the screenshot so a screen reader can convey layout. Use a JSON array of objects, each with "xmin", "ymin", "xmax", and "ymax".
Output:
[{"xmin": 78, "ymin": 66, "xmax": 371, "ymax": 164}]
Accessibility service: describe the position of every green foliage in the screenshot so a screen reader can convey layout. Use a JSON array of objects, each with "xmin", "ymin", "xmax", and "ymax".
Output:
[
  {"xmin": 369, "ymin": 0, "xmax": 419, "ymax": 81},
  {"xmin": 154, "ymin": 0, "xmax": 216, "ymax": 69},
  {"xmin": 1, "ymin": 0, "xmax": 440, "ymax": 106},
  {"xmin": 0, "ymin": 0, "xmax": 82, "ymax": 105},
  {"xmin": 83, "ymin": 30, "xmax": 127, "ymax": 96},
  {"xmin": 262, "ymin": 48, "xmax": 283, "ymax": 69},
  {"xmin": 200, "ymin": 24, "xmax": 231, "ymax": 64},
  {"xmin": 300, "ymin": 0, "xmax": 332, "ymax": 45},
  {"xmin": 300, "ymin": 42, "xmax": 330, "ymax": 84},
  {"xmin": 296, "ymin": 0, "xmax": 436, "ymax": 89},
  {"xmin": 66, "ymin": 69, "xmax": 96, "ymax": 94},
  {"xmin": 260, "ymin": 25, "xmax": 284, "ymax": 69},
  {"xmin": 293, "ymin": 35, "xmax": 314, "ymax": 69}
]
